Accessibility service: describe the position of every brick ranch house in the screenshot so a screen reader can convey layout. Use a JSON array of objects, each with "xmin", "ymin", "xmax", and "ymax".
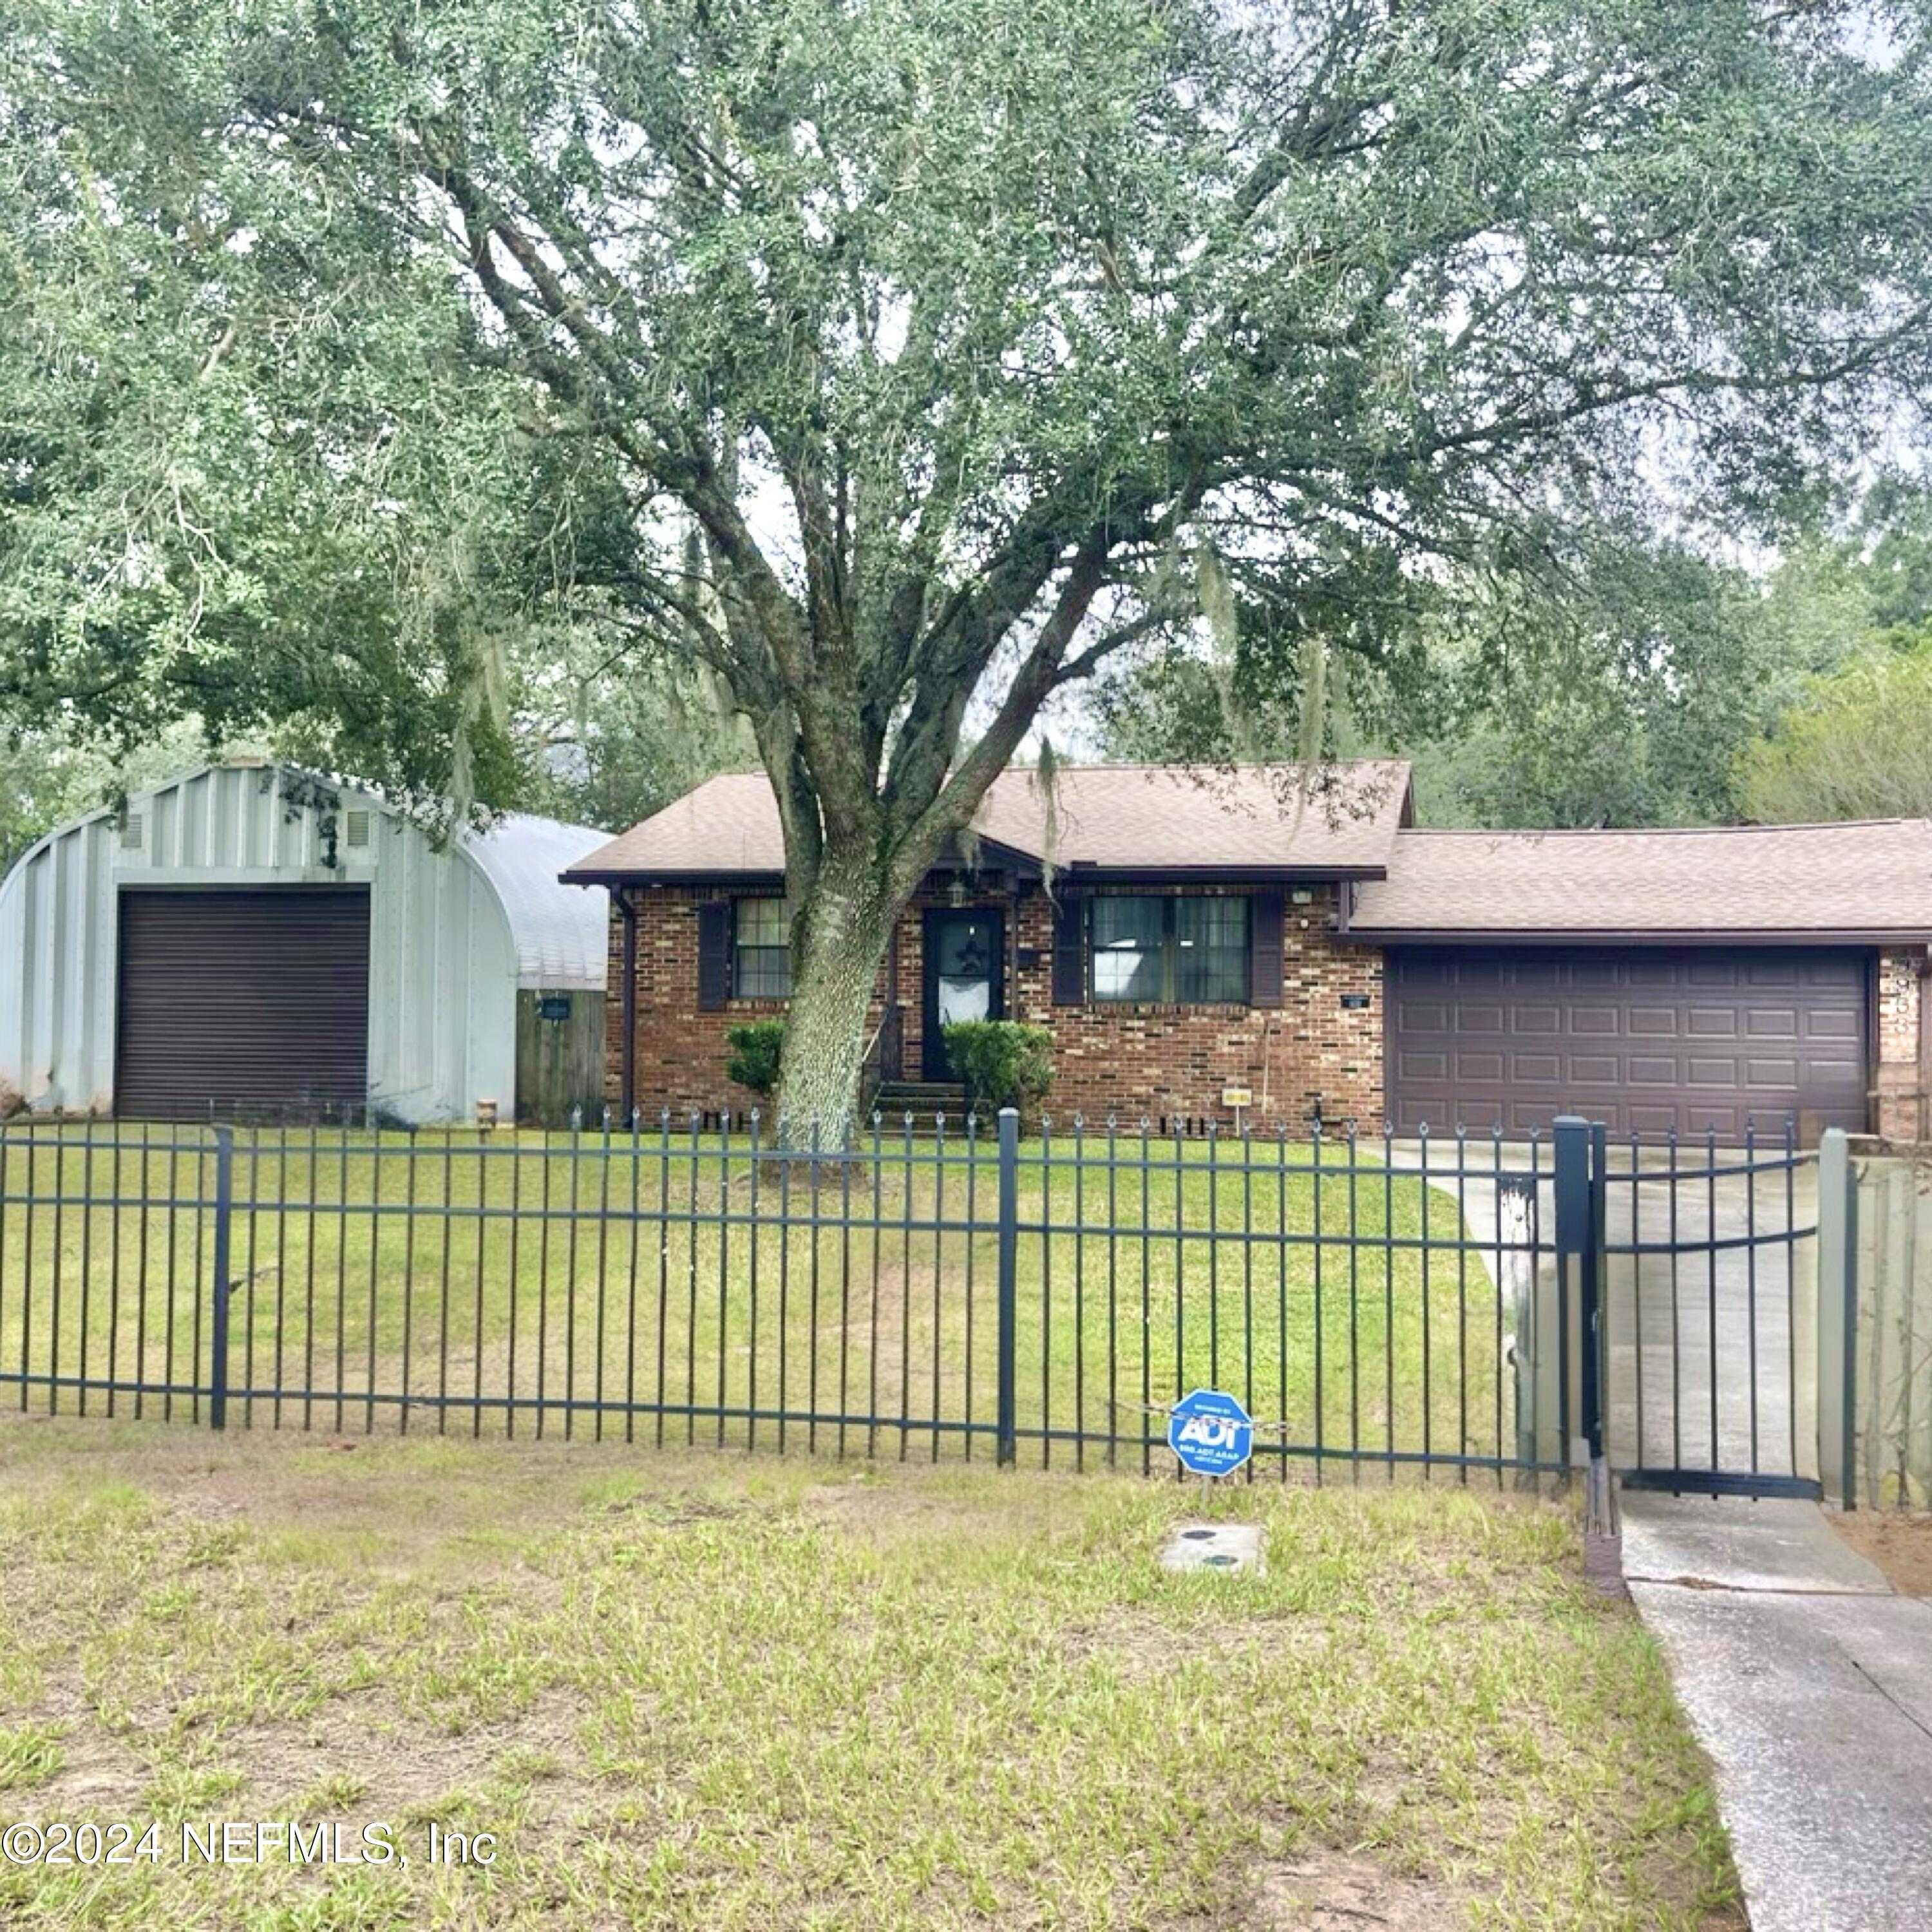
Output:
[{"xmin": 562, "ymin": 762, "xmax": 1932, "ymax": 1142}]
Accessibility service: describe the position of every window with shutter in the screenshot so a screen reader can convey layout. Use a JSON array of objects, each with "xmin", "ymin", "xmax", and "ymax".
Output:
[
  {"xmin": 732, "ymin": 898, "xmax": 793, "ymax": 998},
  {"xmin": 1087, "ymin": 895, "xmax": 1252, "ymax": 1005}
]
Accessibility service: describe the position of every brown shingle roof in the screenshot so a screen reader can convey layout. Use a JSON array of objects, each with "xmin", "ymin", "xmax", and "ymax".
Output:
[
  {"xmin": 1347, "ymin": 822, "xmax": 1932, "ymax": 940},
  {"xmin": 565, "ymin": 761, "xmax": 1414, "ymax": 882}
]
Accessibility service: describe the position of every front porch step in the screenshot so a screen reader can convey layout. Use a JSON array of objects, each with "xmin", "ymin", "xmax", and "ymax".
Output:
[{"xmin": 869, "ymin": 1081, "xmax": 968, "ymax": 1122}]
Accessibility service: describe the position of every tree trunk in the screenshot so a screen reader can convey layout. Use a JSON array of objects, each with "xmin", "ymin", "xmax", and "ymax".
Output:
[{"xmin": 773, "ymin": 857, "xmax": 898, "ymax": 1150}]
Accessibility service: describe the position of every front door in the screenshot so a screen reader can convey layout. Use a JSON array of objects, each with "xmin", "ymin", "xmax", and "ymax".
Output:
[{"xmin": 922, "ymin": 908, "xmax": 1005, "ymax": 1082}]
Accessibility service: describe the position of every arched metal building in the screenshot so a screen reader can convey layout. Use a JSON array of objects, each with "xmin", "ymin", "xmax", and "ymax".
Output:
[{"xmin": 0, "ymin": 762, "xmax": 609, "ymax": 1124}]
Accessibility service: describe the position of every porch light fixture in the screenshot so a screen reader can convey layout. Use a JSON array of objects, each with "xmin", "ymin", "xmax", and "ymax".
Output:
[{"xmin": 948, "ymin": 876, "xmax": 969, "ymax": 908}]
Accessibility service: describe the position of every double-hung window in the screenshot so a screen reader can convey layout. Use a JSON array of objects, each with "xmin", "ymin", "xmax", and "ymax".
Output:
[
  {"xmin": 733, "ymin": 898, "xmax": 792, "ymax": 999},
  {"xmin": 1090, "ymin": 896, "xmax": 1167, "ymax": 1001},
  {"xmin": 1089, "ymin": 895, "xmax": 1249, "ymax": 1005}
]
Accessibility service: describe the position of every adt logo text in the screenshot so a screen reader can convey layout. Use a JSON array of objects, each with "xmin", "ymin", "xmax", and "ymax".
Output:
[{"xmin": 1167, "ymin": 1388, "xmax": 1254, "ymax": 1478}]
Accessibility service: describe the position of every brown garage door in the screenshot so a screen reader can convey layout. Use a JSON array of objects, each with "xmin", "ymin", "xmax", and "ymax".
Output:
[
  {"xmin": 1385, "ymin": 947, "xmax": 1870, "ymax": 1140},
  {"xmin": 116, "ymin": 888, "xmax": 371, "ymax": 1121}
]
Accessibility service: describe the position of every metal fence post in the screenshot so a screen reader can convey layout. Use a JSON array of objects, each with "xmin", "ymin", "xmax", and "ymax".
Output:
[
  {"xmin": 1816, "ymin": 1127, "xmax": 1859, "ymax": 1510},
  {"xmin": 208, "ymin": 1127, "xmax": 233, "ymax": 1432},
  {"xmin": 1554, "ymin": 1115, "xmax": 1615, "ymax": 1539},
  {"xmin": 1551, "ymin": 1117, "xmax": 1587, "ymax": 1469},
  {"xmin": 1584, "ymin": 1121, "xmax": 1608, "ymax": 1468},
  {"xmin": 996, "ymin": 1106, "xmax": 1019, "ymax": 1466},
  {"xmin": 1550, "ymin": 1117, "xmax": 1595, "ymax": 1469}
]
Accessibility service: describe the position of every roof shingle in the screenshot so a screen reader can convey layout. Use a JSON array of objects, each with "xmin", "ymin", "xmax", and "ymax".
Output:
[
  {"xmin": 1347, "ymin": 822, "xmax": 1932, "ymax": 939},
  {"xmin": 565, "ymin": 761, "xmax": 1414, "ymax": 881}
]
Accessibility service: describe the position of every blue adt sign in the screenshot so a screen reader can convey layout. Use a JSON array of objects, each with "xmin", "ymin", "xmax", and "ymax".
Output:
[{"xmin": 1168, "ymin": 1388, "xmax": 1254, "ymax": 1478}]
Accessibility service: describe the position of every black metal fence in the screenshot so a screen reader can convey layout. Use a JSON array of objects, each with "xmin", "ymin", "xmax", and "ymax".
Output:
[
  {"xmin": 0, "ymin": 1112, "xmax": 1571, "ymax": 1483},
  {"xmin": 0, "ymin": 1110, "xmax": 1820, "ymax": 1493}
]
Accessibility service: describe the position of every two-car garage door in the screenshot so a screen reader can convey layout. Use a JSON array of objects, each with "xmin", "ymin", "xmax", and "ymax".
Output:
[
  {"xmin": 115, "ymin": 888, "xmax": 371, "ymax": 1121},
  {"xmin": 1385, "ymin": 947, "xmax": 1870, "ymax": 1139}
]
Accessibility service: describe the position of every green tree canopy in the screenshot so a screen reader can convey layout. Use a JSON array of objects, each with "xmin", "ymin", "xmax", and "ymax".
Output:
[
  {"xmin": 1734, "ymin": 629, "xmax": 1932, "ymax": 823},
  {"xmin": 509, "ymin": 639, "xmax": 758, "ymax": 833},
  {"xmin": 8, "ymin": 1, "xmax": 1932, "ymax": 1134},
  {"xmin": 1094, "ymin": 531, "xmax": 1897, "ymax": 827}
]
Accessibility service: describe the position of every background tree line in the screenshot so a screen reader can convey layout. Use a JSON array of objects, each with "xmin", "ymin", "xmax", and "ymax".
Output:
[{"xmin": 1094, "ymin": 493, "xmax": 1932, "ymax": 828}]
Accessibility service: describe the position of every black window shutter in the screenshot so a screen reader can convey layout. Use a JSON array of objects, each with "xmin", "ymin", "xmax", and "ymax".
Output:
[
  {"xmin": 1051, "ymin": 894, "xmax": 1085, "ymax": 1005},
  {"xmin": 1249, "ymin": 891, "xmax": 1284, "ymax": 1009},
  {"xmin": 697, "ymin": 900, "xmax": 732, "ymax": 1011}
]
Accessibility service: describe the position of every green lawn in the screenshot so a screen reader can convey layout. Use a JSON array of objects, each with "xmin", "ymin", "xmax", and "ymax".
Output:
[
  {"xmin": 0, "ymin": 1422, "xmax": 1738, "ymax": 1930},
  {"xmin": 0, "ymin": 1126, "xmax": 1518, "ymax": 1478}
]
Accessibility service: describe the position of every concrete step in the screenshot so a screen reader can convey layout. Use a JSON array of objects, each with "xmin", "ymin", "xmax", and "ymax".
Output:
[{"xmin": 870, "ymin": 1082, "xmax": 967, "ymax": 1119}]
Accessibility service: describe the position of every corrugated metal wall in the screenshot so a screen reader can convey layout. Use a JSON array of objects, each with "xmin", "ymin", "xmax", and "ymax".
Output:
[{"xmin": 0, "ymin": 764, "xmax": 520, "ymax": 1124}]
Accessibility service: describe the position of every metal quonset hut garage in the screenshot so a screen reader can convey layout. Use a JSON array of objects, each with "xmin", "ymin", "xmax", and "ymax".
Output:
[{"xmin": 0, "ymin": 762, "xmax": 609, "ymax": 1126}]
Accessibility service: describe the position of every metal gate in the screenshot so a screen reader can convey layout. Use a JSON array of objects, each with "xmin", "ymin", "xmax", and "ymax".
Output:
[{"xmin": 1559, "ymin": 1118, "xmax": 1822, "ymax": 1501}]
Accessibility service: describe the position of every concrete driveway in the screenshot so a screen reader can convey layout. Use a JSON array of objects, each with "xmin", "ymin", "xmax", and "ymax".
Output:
[
  {"xmin": 1390, "ymin": 1143, "xmax": 1919, "ymax": 1929},
  {"xmin": 1389, "ymin": 1138, "xmax": 1817, "ymax": 1484},
  {"xmin": 1624, "ymin": 1493, "xmax": 1932, "ymax": 1932}
]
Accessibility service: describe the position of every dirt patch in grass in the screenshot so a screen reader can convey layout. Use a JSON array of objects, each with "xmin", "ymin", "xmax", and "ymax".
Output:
[
  {"xmin": 16, "ymin": 1659, "xmax": 152, "ymax": 1810},
  {"xmin": 799, "ymin": 1463, "xmax": 1084, "ymax": 1538},
  {"xmin": 1057, "ymin": 1603, "xmax": 1307, "ymax": 1687},
  {"xmin": 0, "ymin": 1421, "xmax": 622, "ymax": 1554},
  {"xmin": 1251, "ymin": 1851, "xmax": 1464, "ymax": 1931},
  {"xmin": 1829, "ymin": 1507, "xmax": 1932, "ymax": 1596},
  {"xmin": 218, "ymin": 1687, "xmax": 596, "ymax": 1817}
]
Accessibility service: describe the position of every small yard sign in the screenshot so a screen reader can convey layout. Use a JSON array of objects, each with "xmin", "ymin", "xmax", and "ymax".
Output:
[
  {"xmin": 1220, "ymin": 1086, "xmax": 1253, "ymax": 1110},
  {"xmin": 1167, "ymin": 1388, "xmax": 1254, "ymax": 1479}
]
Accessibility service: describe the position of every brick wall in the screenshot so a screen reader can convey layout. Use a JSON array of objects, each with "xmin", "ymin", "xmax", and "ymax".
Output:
[
  {"xmin": 1876, "ymin": 944, "xmax": 1927, "ymax": 1141},
  {"xmin": 605, "ymin": 882, "xmax": 1386, "ymax": 1130},
  {"xmin": 997, "ymin": 888, "xmax": 1382, "ymax": 1129},
  {"xmin": 605, "ymin": 895, "xmax": 1930, "ymax": 1140}
]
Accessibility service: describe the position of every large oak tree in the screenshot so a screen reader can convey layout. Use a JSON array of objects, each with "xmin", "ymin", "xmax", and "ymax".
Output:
[{"xmin": 7, "ymin": 1, "xmax": 1932, "ymax": 1139}]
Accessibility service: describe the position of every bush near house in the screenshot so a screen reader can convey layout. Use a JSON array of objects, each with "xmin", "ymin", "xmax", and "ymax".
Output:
[
  {"xmin": 724, "ymin": 1019, "xmax": 785, "ymax": 1097},
  {"xmin": 942, "ymin": 1020, "xmax": 1054, "ymax": 1122}
]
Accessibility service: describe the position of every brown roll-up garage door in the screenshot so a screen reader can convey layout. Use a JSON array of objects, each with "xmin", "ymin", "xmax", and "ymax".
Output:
[
  {"xmin": 1385, "ymin": 947, "xmax": 1870, "ymax": 1140},
  {"xmin": 115, "ymin": 888, "xmax": 371, "ymax": 1121}
]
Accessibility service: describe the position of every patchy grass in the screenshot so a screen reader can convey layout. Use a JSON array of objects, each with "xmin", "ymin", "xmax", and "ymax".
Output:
[
  {"xmin": 0, "ymin": 1419, "xmax": 1736, "ymax": 1929},
  {"xmin": 0, "ymin": 1125, "xmax": 1515, "ymax": 1474},
  {"xmin": 0, "ymin": 1720, "xmax": 64, "ymax": 1792}
]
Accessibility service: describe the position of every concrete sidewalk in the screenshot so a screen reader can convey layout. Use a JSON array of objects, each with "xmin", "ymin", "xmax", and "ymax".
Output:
[{"xmin": 1623, "ymin": 1492, "xmax": 1932, "ymax": 1931}]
